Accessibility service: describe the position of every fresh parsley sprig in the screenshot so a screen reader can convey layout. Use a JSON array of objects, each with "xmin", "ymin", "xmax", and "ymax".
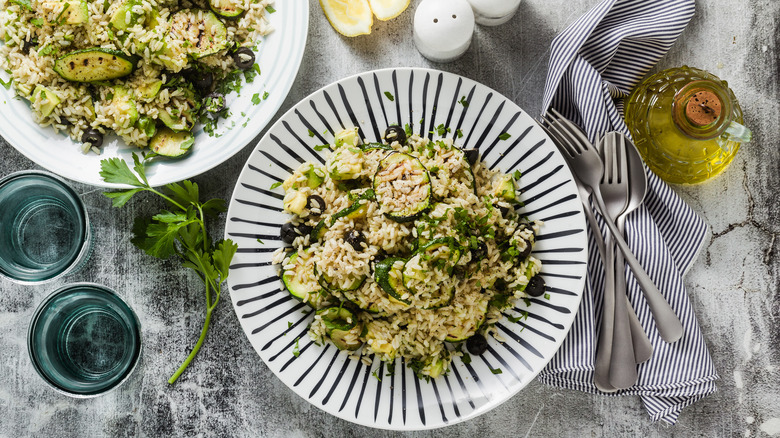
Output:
[{"xmin": 100, "ymin": 153, "xmax": 238, "ymax": 384}]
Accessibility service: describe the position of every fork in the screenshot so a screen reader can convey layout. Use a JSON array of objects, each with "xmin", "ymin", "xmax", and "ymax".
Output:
[
  {"xmin": 541, "ymin": 108, "xmax": 684, "ymax": 344},
  {"xmin": 599, "ymin": 133, "xmax": 638, "ymax": 389}
]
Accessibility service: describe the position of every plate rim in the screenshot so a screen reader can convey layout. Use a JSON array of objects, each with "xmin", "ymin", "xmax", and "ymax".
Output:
[
  {"xmin": 0, "ymin": 0, "xmax": 310, "ymax": 188},
  {"xmin": 224, "ymin": 66, "xmax": 588, "ymax": 430}
]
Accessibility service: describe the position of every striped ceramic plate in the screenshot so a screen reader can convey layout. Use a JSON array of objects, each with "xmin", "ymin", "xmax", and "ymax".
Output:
[
  {"xmin": 225, "ymin": 68, "xmax": 588, "ymax": 430},
  {"xmin": 0, "ymin": 0, "xmax": 308, "ymax": 188}
]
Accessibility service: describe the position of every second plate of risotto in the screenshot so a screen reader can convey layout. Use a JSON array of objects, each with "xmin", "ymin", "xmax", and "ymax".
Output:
[{"xmin": 225, "ymin": 68, "xmax": 588, "ymax": 430}]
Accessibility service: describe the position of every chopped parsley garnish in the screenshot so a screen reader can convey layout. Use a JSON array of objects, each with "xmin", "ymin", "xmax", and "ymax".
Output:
[
  {"xmin": 293, "ymin": 337, "xmax": 301, "ymax": 357},
  {"xmin": 287, "ymin": 321, "xmax": 293, "ymax": 328},
  {"xmin": 404, "ymin": 123, "xmax": 412, "ymax": 137},
  {"xmin": 498, "ymin": 132, "xmax": 511, "ymax": 141},
  {"xmin": 11, "ymin": 0, "xmax": 33, "ymax": 11},
  {"xmin": 0, "ymin": 76, "xmax": 11, "ymax": 90},
  {"xmin": 383, "ymin": 91, "xmax": 395, "ymax": 101},
  {"xmin": 253, "ymin": 63, "xmax": 262, "ymax": 76},
  {"xmin": 386, "ymin": 361, "xmax": 395, "ymax": 376},
  {"xmin": 251, "ymin": 93, "xmax": 261, "ymax": 105},
  {"xmin": 434, "ymin": 124, "xmax": 450, "ymax": 136},
  {"xmin": 544, "ymin": 293, "xmax": 551, "ymax": 300},
  {"xmin": 513, "ymin": 169, "xmax": 522, "ymax": 180},
  {"xmin": 461, "ymin": 352, "xmax": 472, "ymax": 364},
  {"xmin": 37, "ymin": 44, "xmax": 55, "ymax": 56},
  {"xmin": 265, "ymin": 5, "xmax": 276, "ymax": 13},
  {"xmin": 490, "ymin": 367, "xmax": 503, "ymax": 375},
  {"xmin": 308, "ymin": 129, "xmax": 315, "ymax": 137},
  {"xmin": 30, "ymin": 17, "xmax": 43, "ymax": 27},
  {"xmin": 372, "ymin": 369, "xmax": 382, "ymax": 381},
  {"xmin": 263, "ymin": 91, "xmax": 269, "ymax": 100},
  {"xmin": 256, "ymin": 238, "xmax": 264, "ymax": 244},
  {"xmin": 456, "ymin": 129, "xmax": 463, "ymax": 138},
  {"xmin": 270, "ymin": 181, "xmax": 282, "ymax": 189},
  {"xmin": 459, "ymin": 96, "xmax": 469, "ymax": 107},
  {"xmin": 314, "ymin": 144, "xmax": 330, "ymax": 151}
]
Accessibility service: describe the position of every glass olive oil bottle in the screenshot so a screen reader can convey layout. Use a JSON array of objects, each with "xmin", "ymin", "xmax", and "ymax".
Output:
[{"xmin": 625, "ymin": 66, "xmax": 751, "ymax": 184}]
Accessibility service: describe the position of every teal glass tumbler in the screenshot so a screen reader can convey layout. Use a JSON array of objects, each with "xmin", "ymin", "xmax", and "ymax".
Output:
[
  {"xmin": 28, "ymin": 283, "xmax": 142, "ymax": 397},
  {"xmin": 0, "ymin": 170, "xmax": 91, "ymax": 283}
]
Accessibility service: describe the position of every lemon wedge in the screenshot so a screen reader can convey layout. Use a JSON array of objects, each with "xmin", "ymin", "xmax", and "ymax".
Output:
[
  {"xmin": 320, "ymin": 0, "xmax": 373, "ymax": 37},
  {"xmin": 368, "ymin": 0, "xmax": 410, "ymax": 21}
]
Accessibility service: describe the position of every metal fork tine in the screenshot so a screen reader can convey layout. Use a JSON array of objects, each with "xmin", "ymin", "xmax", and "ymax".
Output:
[
  {"xmin": 549, "ymin": 108, "xmax": 595, "ymax": 152},
  {"xmin": 619, "ymin": 134, "xmax": 629, "ymax": 185},
  {"xmin": 541, "ymin": 118, "xmax": 577, "ymax": 157}
]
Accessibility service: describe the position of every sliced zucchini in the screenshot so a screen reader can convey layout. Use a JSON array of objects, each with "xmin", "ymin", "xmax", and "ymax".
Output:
[
  {"xmin": 209, "ymin": 0, "xmax": 244, "ymax": 18},
  {"xmin": 402, "ymin": 238, "xmax": 461, "ymax": 309},
  {"xmin": 109, "ymin": 1, "xmax": 144, "ymax": 31},
  {"xmin": 169, "ymin": 9, "xmax": 228, "ymax": 59},
  {"xmin": 494, "ymin": 174, "xmax": 517, "ymax": 202},
  {"xmin": 374, "ymin": 257, "xmax": 410, "ymax": 305},
  {"xmin": 360, "ymin": 142, "xmax": 393, "ymax": 152},
  {"xmin": 157, "ymin": 86, "xmax": 199, "ymax": 132},
  {"xmin": 39, "ymin": 0, "xmax": 88, "ymax": 25},
  {"xmin": 334, "ymin": 127, "xmax": 359, "ymax": 149},
  {"xmin": 330, "ymin": 189, "xmax": 374, "ymax": 225},
  {"xmin": 330, "ymin": 326, "xmax": 363, "ymax": 351},
  {"xmin": 149, "ymin": 127, "xmax": 193, "ymax": 157},
  {"xmin": 53, "ymin": 48, "xmax": 137, "ymax": 82},
  {"xmin": 445, "ymin": 297, "xmax": 489, "ymax": 342},
  {"xmin": 303, "ymin": 165, "xmax": 324, "ymax": 188},
  {"xmin": 342, "ymin": 289, "xmax": 380, "ymax": 313},
  {"xmin": 316, "ymin": 307, "xmax": 357, "ymax": 332},
  {"xmin": 328, "ymin": 149, "xmax": 363, "ymax": 180},
  {"xmin": 365, "ymin": 322, "xmax": 396, "ymax": 359},
  {"xmin": 282, "ymin": 250, "xmax": 328, "ymax": 308},
  {"xmin": 106, "ymin": 85, "xmax": 138, "ymax": 128},
  {"xmin": 310, "ymin": 220, "xmax": 329, "ymax": 242},
  {"xmin": 315, "ymin": 264, "xmax": 366, "ymax": 292},
  {"xmin": 32, "ymin": 85, "xmax": 61, "ymax": 117},
  {"xmin": 283, "ymin": 190, "xmax": 307, "ymax": 215},
  {"xmin": 373, "ymin": 152, "xmax": 431, "ymax": 222},
  {"xmin": 423, "ymin": 356, "xmax": 446, "ymax": 378},
  {"xmin": 135, "ymin": 115, "xmax": 157, "ymax": 138},
  {"xmin": 137, "ymin": 79, "xmax": 162, "ymax": 100}
]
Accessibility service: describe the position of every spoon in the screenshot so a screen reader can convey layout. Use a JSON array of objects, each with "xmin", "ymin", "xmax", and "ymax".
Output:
[{"xmin": 616, "ymin": 135, "xmax": 654, "ymax": 365}]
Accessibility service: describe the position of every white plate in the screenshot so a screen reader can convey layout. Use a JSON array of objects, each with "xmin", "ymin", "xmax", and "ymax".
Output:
[
  {"xmin": 225, "ymin": 68, "xmax": 588, "ymax": 430},
  {"xmin": 0, "ymin": 0, "xmax": 309, "ymax": 188}
]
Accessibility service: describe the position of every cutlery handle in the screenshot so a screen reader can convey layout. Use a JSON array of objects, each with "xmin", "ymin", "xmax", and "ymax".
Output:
[
  {"xmin": 594, "ymin": 232, "xmax": 616, "ymax": 393},
  {"xmin": 616, "ymin": 216, "xmax": 653, "ymax": 364},
  {"xmin": 608, "ymin": 216, "xmax": 638, "ymax": 389},
  {"xmin": 591, "ymin": 189, "xmax": 684, "ymax": 343}
]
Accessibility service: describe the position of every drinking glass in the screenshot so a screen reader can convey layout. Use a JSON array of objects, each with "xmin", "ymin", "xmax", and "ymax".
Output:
[
  {"xmin": 28, "ymin": 283, "xmax": 142, "ymax": 397},
  {"xmin": 0, "ymin": 170, "xmax": 91, "ymax": 283}
]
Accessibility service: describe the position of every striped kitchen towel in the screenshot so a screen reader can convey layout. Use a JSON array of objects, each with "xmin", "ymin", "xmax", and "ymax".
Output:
[{"xmin": 535, "ymin": 0, "xmax": 719, "ymax": 425}]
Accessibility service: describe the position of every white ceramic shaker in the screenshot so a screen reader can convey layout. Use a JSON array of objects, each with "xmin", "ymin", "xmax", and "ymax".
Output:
[
  {"xmin": 466, "ymin": 0, "xmax": 521, "ymax": 26},
  {"xmin": 413, "ymin": 0, "xmax": 475, "ymax": 63}
]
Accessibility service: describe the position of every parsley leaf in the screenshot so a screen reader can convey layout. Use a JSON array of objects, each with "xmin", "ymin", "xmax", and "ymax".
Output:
[
  {"xmin": 100, "ymin": 153, "xmax": 237, "ymax": 384},
  {"xmin": 251, "ymin": 93, "xmax": 261, "ymax": 105},
  {"xmin": 456, "ymin": 129, "xmax": 463, "ymax": 138},
  {"xmin": 270, "ymin": 181, "xmax": 283, "ymax": 189},
  {"xmin": 383, "ymin": 91, "xmax": 394, "ymax": 101},
  {"xmin": 372, "ymin": 369, "xmax": 382, "ymax": 381},
  {"xmin": 461, "ymin": 352, "xmax": 472, "ymax": 364},
  {"xmin": 314, "ymin": 144, "xmax": 330, "ymax": 151},
  {"xmin": 308, "ymin": 129, "xmax": 315, "ymax": 137},
  {"xmin": 263, "ymin": 91, "xmax": 269, "ymax": 100},
  {"xmin": 459, "ymin": 96, "xmax": 469, "ymax": 107},
  {"xmin": 265, "ymin": 5, "xmax": 276, "ymax": 13},
  {"xmin": 293, "ymin": 337, "xmax": 301, "ymax": 357},
  {"xmin": 498, "ymin": 132, "xmax": 511, "ymax": 141},
  {"xmin": 491, "ymin": 367, "xmax": 503, "ymax": 375}
]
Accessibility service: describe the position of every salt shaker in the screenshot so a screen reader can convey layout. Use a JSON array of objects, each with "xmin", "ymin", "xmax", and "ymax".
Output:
[
  {"xmin": 466, "ymin": 0, "xmax": 521, "ymax": 26},
  {"xmin": 413, "ymin": 0, "xmax": 475, "ymax": 63}
]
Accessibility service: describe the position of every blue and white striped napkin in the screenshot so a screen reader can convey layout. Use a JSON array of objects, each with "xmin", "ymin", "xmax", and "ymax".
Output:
[{"xmin": 535, "ymin": 0, "xmax": 719, "ymax": 425}]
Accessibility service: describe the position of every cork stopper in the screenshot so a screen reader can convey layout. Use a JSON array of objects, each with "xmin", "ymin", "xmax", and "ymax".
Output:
[{"xmin": 685, "ymin": 90, "xmax": 722, "ymax": 126}]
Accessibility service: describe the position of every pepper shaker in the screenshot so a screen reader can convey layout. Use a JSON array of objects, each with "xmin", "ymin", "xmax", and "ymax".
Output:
[
  {"xmin": 466, "ymin": 0, "xmax": 521, "ymax": 26},
  {"xmin": 413, "ymin": 0, "xmax": 475, "ymax": 63}
]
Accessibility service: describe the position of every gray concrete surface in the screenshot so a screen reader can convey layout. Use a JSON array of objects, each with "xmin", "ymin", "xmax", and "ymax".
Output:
[{"xmin": 1, "ymin": 0, "xmax": 778, "ymax": 436}]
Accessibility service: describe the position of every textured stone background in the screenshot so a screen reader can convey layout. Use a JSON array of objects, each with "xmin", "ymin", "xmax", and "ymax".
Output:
[{"xmin": 1, "ymin": 0, "xmax": 778, "ymax": 436}]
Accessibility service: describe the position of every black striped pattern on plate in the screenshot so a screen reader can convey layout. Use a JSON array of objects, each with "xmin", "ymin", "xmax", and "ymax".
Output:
[{"xmin": 225, "ymin": 68, "xmax": 588, "ymax": 430}]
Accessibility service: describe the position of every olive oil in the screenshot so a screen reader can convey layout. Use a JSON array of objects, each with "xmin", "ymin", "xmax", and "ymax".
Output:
[{"xmin": 625, "ymin": 66, "xmax": 751, "ymax": 184}]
